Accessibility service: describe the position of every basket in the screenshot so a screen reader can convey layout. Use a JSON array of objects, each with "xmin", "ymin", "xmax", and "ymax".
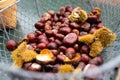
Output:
[{"xmin": 0, "ymin": 0, "xmax": 120, "ymax": 80}]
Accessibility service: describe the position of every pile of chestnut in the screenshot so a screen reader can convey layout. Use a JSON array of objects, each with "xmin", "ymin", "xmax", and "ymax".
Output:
[{"xmin": 6, "ymin": 5, "xmax": 104, "ymax": 79}]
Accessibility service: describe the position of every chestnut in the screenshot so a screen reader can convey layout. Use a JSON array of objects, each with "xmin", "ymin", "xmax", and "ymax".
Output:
[
  {"xmin": 72, "ymin": 29, "xmax": 80, "ymax": 36},
  {"xmin": 48, "ymin": 37, "xmax": 55, "ymax": 42},
  {"xmin": 54, "ymin": 33, "xmax": 64, "ymax": 40},
  {"xmin": 44, "ymin": 24, "xmax": 52, "ymax": 30},
  {"xmin": 80, "ymin": 45, "xmax": 89, "ymax": 54},
  {"xmin": 47, "ymin": 42, "xmax": 58, "ymax": 49},
  {"xmin": 53, "ymin": 14, "xmax": 59, "ymax": 22},
  {"xmin": 89, "ymin": 56, "xmax": 103, "ymax": 66},
  {"xmin": 37, "ymin": 35, "xmax": 47, "ymax": 42},
  {"xmin": 59, "ymin": 6, "xmax": 66, "ymax": 15},
  {"xmin": 51, "ymin": 49, "xmax": 59, "ymax": 56},
  {"xmin": 48, "ymin": 10, "xmax": 55, "ymax": 16},
  {"xmin": 55, "ymin": 39, "xmax": 62, "ymax": 46},
  {"xmin": 37, "ymin": 43, "xmax": 47, "ymax": 49},
  {"xmin": 97, "ymin": 23, "xmax": 103, "ymax": 28},
  {"xmin": 34, "ymin": 22, "xmax": 44, "ymax": 30},
  {"xmin": 77, "ymin": 62, "xmax": 86, "ymax": 70},
  {"xmin": 46, "ymin": 20, "xmax": 52, "ymax": 25},
  {"xmin": 42, "ymin": 12, "xmax": 51, "ymax": 21},
  {"xmin": 28, "ymin": 63, "xmax": 42, "ymax": 72},
  {"xmin": 74, "ymin": 44, "xmax": 79, "ymax": 51},
  {"xmin": 52, "ymin": 29, "xmax": 58, "ymax": 35},
  {"xmin": 36, "ymin": 49, "xmax": 55, "ymax": 64},
  {"xmin": 61, "ymin": 18, "xmax": 69, "ymax": 24},
  {"xmin": 89, "ymin": 27, "xmax": 97, "ymax": 34},
  {"xmin": 81, "ymin": 22, "xmax": 90, "ymax": 31},
  {"xmin": 26, "ymin": 43, "xmax": 36, "ymax": 50},
  {"xmin": 39, "ymin": 39, "xmax": 49, "ymax": 45},
  {"xmin": 57, "ymin": 53, "xmax": 66, "ymax": 62},
  {"xmin": 44, "ymin": 65, "xmax": 53, "ymax": 72},
  {"xmin": 27, "ymin": 32, "xmax": 37, "ymax": 43},
  {"xmin": 59, "ymin": 46, "xmax": 67, "ymax": 52},
  {"xmin": 83, "ymin": 64, "xmax": 102, "ymax": 79},
  {"xmin": 63, "ymin": 33, "xmax": 78, "ymax": 46},
  {"xmin": 70, "ymin": 22, "xmax": 80, "ymax": 29},
  {"xmin": 65, "ymin": 48, "xmax": 76, "ymax": 59},
  {"xmin": 35, "ymin": 30, "xmax": 42, "ymax": 36},
  {"xmin": 65, "ymin": 5, "xmax": 73, "ymax": 12},
  {"xmin": 39, "ymin": 17, "xmax": 45, "ymax": 23},
  {"xmin": 53, "ymin": 64, "xmax": 60, "ymax": 73},
  {"xmin": 87, "ymin": 15, "xmax": 98, "ymax": 23},
  {"xmin": 79, "ymin": 32, "xmax": 88, "ymax": 36},
  {"xmin": 64, "ymin": 12, "xmax": 71, "ymax": 17},
  {"xmin": 6, "ymin": 40, "xmax": 18, "ymax": 51},
  {"xmin": 59, "ymin": 27, "xmax": 72, "ymax": 35},
  {"xmin": 81, "ymin": 54, "xmax": 90, "ymax": 63},
  {"xmin": 22, "ymin": 62, "xmax": 32, "ymax": 70},
  {"xmin": 45, "ymin": 30, "xmax": 53, "ymax": 37}
]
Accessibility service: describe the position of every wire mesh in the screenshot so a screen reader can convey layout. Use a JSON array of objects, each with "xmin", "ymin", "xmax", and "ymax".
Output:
[{"xmin": 0, "ymin": 0, "xmax": 120, "ymax": 80}]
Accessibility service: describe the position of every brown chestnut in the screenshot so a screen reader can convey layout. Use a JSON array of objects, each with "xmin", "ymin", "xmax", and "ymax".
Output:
[
  {"xmin": 42, "ymin": 13, "xmax": 51, "ymax": 21},
  {"xmin": 81, "ymin": 54, "xmax": 90, "ymax": 63},
  {"xmin": 87, "ymin": 15, "xmax": 98, "ymax": 23},
  {"xmin": 64, "ymin": 12, "xmax": 71, "ymax": 17},
  {"xmin": 81, "ymin": 45, "xmax": 89, "ymax": 54},
  {"xmin": 48, "ymin": 37, "xmax": 55, "ymax": 42},
  {"xmin": 53, "ymin": 14, "xmax": 59, "ymax": 22},
  {"xmin": 38, "ymin": 35, "xmax": 47, "ymax": 42},
  {"xmin": 45, "ymin": 30, "xmax": 53, "ymax": 37},
  {"xmin": 34, "ymin": 22, "xmax": 44, "ymax": 30},
  {"xmin": 39, "ymin": 39, "xmax": 49, "ymax": 45},
  {"xmin": 51, "ymin": 49, "xmax": 59, "ymax": 56},
  {"xmin": 53, "ymin": 64, "xmax": 60, "ymax": 73},
  {"xmin": 81, "ymin": 22, "xmax": 90, "ymax": 31},
  {"xmin": 44, "ymin": 24, "xmax": 52, "ymax": 30},
  {"xmin": 55, "ymin": 39, "xmax": 62, "ymax": 46},
  {"xmin": 97, "ymin": 23, "xmax": 103, "ymax": 28},
  {"xmin": 72, "ymin": 29, "xmax": 80, "ymax": 35},
  {"xmin": 74, "ymin": 44, "xmax": 79, "ymax": 51},
  {"xmin": 35, "ymin": 30, "xmax": 42, "ymax": 36},
  {"xmin": 83, "ymin": 64, "xmax": 102, "ymax": 79},
  {"xmin": 6, "ymin": 40, "xmax": 18, "ymax": 51},
  {"xmin": 89, "ymin": 56, "xmax": 103, "ymax": 66},
  {"xmin": 70, "ymin": 22, "xmax": 80, "ymax": 29},
  {"xmin": 37, "ymin": 43, "xmax": 47, "ymax": 49},
  {"xmin": 48, "ymin": 10, "xmax": 55, "ymax": 16},
  {"xmin": 28, "ymin": 63, "xmax": 42, "ymax": 72},
  {"xmin": 22, "ymin": 62, "xmax": 32, "ymax": 70},
  {"xmin": 65, "ymin": 48, "xmax": 76, "ymax": 59},
  {"xmin": 26, "ymin": 43, "xmax": 36, "ymax": 50},
  {"xmin": 59, "ymin": 27, "xmax": 71, "ymax": 35},
  {"xmin": 65, "ymin": 5, "xmax": 73, "ymax": 12},
  {"xmin": 57, "ymin": 53, "xmax": 66, "ymax": 62},
  {"xmin": 89, "ymin": 27, "xmax": 97, "ymax": 34},
  {"xmin": 62, "ymin": 18, "xmax": 69, "ymax": 24},
  {"xmin": 59, "ymin": 6, "xmax": 66, "ymax": 15},
  {"xmin": 54, "ymin": 33, "xmax": 64, "ymax": 40},
  {"xmin": 59, "ymin": 46, "xmax": 67, "ymax": 52},
  {"xmin": 79, "ymin": 32, "xmax": 88, "ymax": 36},
  {"xmin": 27, "ymin": 32, "xmax": 37, "ymax": 43},
  {"xmin": 38, "ymin": 17, "xmax": 45, "ymax": 23},
  {"xmin": 63, "ymin": 33, "xmax": 78, "ymax": 46},
  {"xmin": 77, "ymin": 62, "xmax": 86, "ymax": 70},
  {"xmin": 47, "ymin": 42, "xmax": 58, "ymax": 49}
]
